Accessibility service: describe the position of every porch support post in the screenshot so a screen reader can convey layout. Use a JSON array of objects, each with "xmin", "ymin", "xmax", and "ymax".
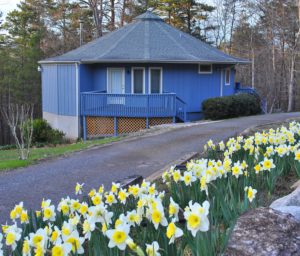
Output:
[
  {"xmin": 173, "ymin": 116, "xmax": 176, "ymax": 124},
  {"xmin": 146, "ymin": 94, "xmax": 150, "ymax": 129},
  {"xmin": 114, "ymin": 117, "xmax": 118, "ymax": 137},
  {"xmin": 83, "ymin": 115, "xmax": 87, "ymax": 141}
]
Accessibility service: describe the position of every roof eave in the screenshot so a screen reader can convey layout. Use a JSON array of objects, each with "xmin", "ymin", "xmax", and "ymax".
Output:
[
  {"xmin": 38, "ymin": 59, "xmax": 250, "ymax": 65},
  {"xmin": 80, "ymin": 59, "xmax": 251, "ymax": 64},
  {"xmin": 38, "ymin": 60, "xmax": 81, "ymax": 64}
]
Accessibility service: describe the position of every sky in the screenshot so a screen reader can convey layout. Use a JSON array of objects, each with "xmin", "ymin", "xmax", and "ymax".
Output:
[
  {"xmin": 0, "ymin": 0, "xmax": 216, "ymax": 20},
  {"xmin": 0, "ymin": 0, "xmax": 19, "ymax": 18}
]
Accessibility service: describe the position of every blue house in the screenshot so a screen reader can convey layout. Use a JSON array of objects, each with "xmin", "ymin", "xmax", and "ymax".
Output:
[{"xmin": 39, "ymin": 11, "xmax": 248, "ymax": 139}]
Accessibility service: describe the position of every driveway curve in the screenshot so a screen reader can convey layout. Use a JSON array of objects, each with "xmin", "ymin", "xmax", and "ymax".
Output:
[{"xmin": 0, "ymin": 112, "xmax": 299, "ymax": 223}]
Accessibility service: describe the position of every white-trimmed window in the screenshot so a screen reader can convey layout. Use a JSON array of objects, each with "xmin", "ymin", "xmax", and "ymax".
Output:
[
  {"xmin": 225, "ymin": 68, "xmax": 231, "ymax": 85},
  {"xmin": 149, "ymin": 67, "xmax": 163, "ymax": 94},
  {"xmin": 132, "ymin": 67, "xmax": 145, "ymax": 94},
  {"xmin": 198, "ymin": 64, "xmax": 212, "ymax": 74}
]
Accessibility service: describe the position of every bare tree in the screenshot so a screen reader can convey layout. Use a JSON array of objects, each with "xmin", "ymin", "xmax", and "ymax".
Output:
[
  {"xmin": 287, "ymin": 0, "xmax": 300, "ymax": 112},
  {"xmin": 0, "ymin": 104, "xmax": 34, "ymax": 160}
]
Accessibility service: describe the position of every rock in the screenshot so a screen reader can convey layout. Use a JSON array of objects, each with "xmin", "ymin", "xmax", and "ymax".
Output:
[
  {"xmin": 270, "ymin": 206, "xmax": 300, "ymax": 221},
  {"xmin": 225, "ymin": 207, "xmax": 300, "ymax": 256},
  {"xmin": 291, "ymin": 180, "xmax": 300, "ymax": 190},
  {"xmin": 270, "ymin": 187, "xmax": 300, "ymax": 220}
]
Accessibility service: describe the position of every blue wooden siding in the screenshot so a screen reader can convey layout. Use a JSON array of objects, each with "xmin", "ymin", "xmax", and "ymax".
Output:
[
  {"xmin": 79, "ymin": 63, "xmax": 235, "ymax": 120},
  {"xmin": 42, "ymin": 64, "xmax": 77, "ymax": 116},
  {"xmin": 42, "ymin": 64, "xmax": 58, "ymax": 114}
]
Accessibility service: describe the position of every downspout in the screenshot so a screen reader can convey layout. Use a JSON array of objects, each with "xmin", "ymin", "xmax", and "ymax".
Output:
[
  {"xmin": 220, "ymin": 68, "xmax": 223, "ymax": 97},
  {"xmin": 75, "ymin": 63, "xmax": 80, "ymax": 138}
]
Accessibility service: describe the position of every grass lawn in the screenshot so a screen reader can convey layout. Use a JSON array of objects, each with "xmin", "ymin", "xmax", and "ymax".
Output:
[{"xmin": 0, "ymin": 137, "xmax": 121, "ymax": 171}]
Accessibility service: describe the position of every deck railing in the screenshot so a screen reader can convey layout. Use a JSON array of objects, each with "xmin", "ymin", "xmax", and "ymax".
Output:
[
  {"xmin": 81, "ymin": 92, "xmax": 177, "ymax": 118},
  {"xmin": 176, "ymin": 97, "xmax": 187, "ymax": 122}
]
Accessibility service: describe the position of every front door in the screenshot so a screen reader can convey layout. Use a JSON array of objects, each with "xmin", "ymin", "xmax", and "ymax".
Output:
[{"xmin": 107, "ymin": 68, "xmax": 125, "ymax": 94}]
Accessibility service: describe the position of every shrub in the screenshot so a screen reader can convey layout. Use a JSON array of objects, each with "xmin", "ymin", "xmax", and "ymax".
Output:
[
  {"xmin": 202, "ymin": 93, "xmax": 262, "ymax": 120},
  {"xmin": 31, "ymin": 119, "xmax": 65, "ymax": 145}
]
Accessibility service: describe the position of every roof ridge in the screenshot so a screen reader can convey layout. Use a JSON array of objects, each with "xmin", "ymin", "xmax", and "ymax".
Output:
[
  {"xmin": 156, "ymin": 21, "xmax": 197, "ymax": 60},
  {"xmin": 95, "ymin": 21, "xmax": 140, "ymax": 60}
]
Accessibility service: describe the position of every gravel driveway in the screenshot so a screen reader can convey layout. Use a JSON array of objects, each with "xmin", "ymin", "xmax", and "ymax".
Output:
[{"xmin": 0, "ymin": 112, "xmax": 299, "ymax": 223}]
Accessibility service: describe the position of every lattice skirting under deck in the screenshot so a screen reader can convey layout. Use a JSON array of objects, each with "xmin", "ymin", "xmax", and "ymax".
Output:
[{"xmin": 86, "ymin": 117, "xmax": 173, "ymax": 137}]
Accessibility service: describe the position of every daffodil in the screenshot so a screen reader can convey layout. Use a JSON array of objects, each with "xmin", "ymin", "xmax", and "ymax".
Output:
[
  {"xmin": 149, "ymin": 203, "xmax": 168, "ymax": 229},
  {"xmin": 184, "ymin": 201, "xmax": 210, "ymax": 237},
  {"xmin": 168, "ymin": 197, "xmax": 179, "ymax": 221},
  {"xmin": 43, "ymin": 205, "xmax": 56, "ymax": 222},
  {"xmin": 231, "ymin": 161, "xmax": 243, "ymax": 178},
  {"xmin": 106, "ymin": 224, "xmax": 131, "ymax": 250},
  {"xmin": 22, "ymin": 238, "xmax": 31, "ymax": 256},
  {"xmin": 52, "ymin": 242, "xmax": 72, "ymax": 256},
  {"xmin": 82, "ymin": 216, "xmax": 96, "ymax": 239},
  {"xmin": 295, "ymin": 151, "xmax": 300, "ymax": 161},
  {"xmin": 64, "ymin": 230, "xmax": 84, "ymax": 254},
  {"xmin": 166, "ymin": 222, "xmax": 183, "ymax": 244},
  {"xmin": 75, "ymin": 183, "xmax": 84, "ymax": 195},
  {"xmin": 261, "ymin": 158, "xmax": 275, "ymax": 171},
  {"xmin": 146, "ymin": 241, "xmax": 161, "ymax": 256},
  {"xmin": 172, "ymin": 170, "xmax": 181, "ymax": 183},
  {"xmin": 0, "ymin": 233, "xmax": 3, "ymax": 256},
  {"xmin": 245, "ymin": 186, "xmax": 257, "ymax": 202},
  {"xmin": 182, "ymin": 171, "xmax": 196, "ymax": 186},
  {"xmin": 29, "ymin": 228, "xmax": 48, "ymax": 249},
  {"xmin": 20, "ymin": 210, "xmax": 29, "ymax": 224},
  {"xmin": 118, "ymin": 189, "xmax": 128, "ymax": 204},
  {"xmin": 5, "ymin": 224, "xmax": 22, "ymax": 250}
]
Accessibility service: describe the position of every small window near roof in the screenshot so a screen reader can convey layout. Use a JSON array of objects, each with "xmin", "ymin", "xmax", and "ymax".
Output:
[
  {"xmin": 225, "ymin": 68, "xmax": 231, "ymax": 85},
  {"xmin": 198, "ymin": 64, "xmax": 212, "ymax": 74}
]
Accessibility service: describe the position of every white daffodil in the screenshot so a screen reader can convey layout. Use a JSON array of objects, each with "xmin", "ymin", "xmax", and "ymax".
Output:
[
  {"xmin": 41, "ymin": 199, "xmax": 51, "ymax": 210},
  {"xmin": 166, "ymin": 222, "xmax": 183, "ymax": 244},
  {"xmin": 105, "ymin": 192, "xmax": 117, "ymax": 206},
  {"xmin": 0, "ymin": 233, "xmax": 3, "ymax": 256},
  {"xmin": 43, "ymin": 205, "xmax": 56, "ymax": 222},
  {"xmin": 118, "ymin": 189, "xmax": 128, "ymax": 204},
  {"xmin": 146, "ymin": 241, "xmax": 161, "ymax": 256},
  {"xmin": 75, "ymin": 183, "xmax": 84, "ymax": 195},
  {"xmin": 22, "ymin": 238, "xmax": 31, "ymax": 256},
  {"xmin": 29, "ymin": 228, "xmax": 48, "ymax": 249},
  {"xmin": 89, "ymin": 204, "xmax": 113, "ymax": 225},
  {"xmin": 184, "ymin": 201, "xmax": 210, "ymax": 237},
  {"xmin": 231, "ymin": 161, "xmax": 243, "ymax": 178},
  {"xmin": 168, "ymin": 197, "xmax": 180, "ymax": 221},
  {"xmin": 61, "ymin": 221, "xmax": 75, "ymax": 240},
  {"xmin": 64, "ymin": 230, "xmax": 85, "ymax": 254},
  {"xmin": 245, "ymin": 186, "xmax": 257, "ymax": 202},
  {"xmin": 106, "ymin": 224, "xmax": 131, "ymax": 251},
  {"xmin": 5, "ymin": 224, "xmax": 22, "ymax": 250},
  {"xmin": 52, "ymin": 242, "xmax": 72, "ymax": 256},
  {"xmin": 261, "ymin": 157, "xmax": 276, "ymax": 171},
  {"xmin": 149, "ymin": 202, "xmax": 168, "ymax": 230},
  {"xmin": 110, "ymin": 182, "xmax": 120, "ymax": 194},
  {"xmin": 182, "ymin": 171, "xmax": 196, "ymax": 186},
  {"xmin": 51, "ymin": 226, "xmax": 62, "ymax": 245},
  {"xmin": 83, "ymin": 216, "xmax": 96, "ymax": 239}
]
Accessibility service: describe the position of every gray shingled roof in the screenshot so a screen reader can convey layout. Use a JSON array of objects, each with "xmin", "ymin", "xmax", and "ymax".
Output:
[{"xmin": 40, "ymin": 11, "xmax": 248, "ymax": 64}]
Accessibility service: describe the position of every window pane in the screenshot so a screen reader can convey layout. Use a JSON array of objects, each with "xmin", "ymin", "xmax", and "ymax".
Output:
[
  {"xmin": 225, "ymin": 69, "xmax": 230, "ymax": 84},
  {"xmin": 151, "ymin": 69, "xmax": 161, "ymax": 93},
  {"xmin": 133, "ymin": 69, "xmax": 143, "ymax": 93},
  {"xmin": 199, "ymin": 64, "xmax": 212, "ymax": 73}
]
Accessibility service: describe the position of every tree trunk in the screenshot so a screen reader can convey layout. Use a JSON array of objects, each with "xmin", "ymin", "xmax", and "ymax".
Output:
[
  {"xmin": 287, "ymin": 55, "xmax": 295, "ymax": 112},
  {"xmin": 110, "ymin": 0, "xmax": 115, "ymax": 31}
]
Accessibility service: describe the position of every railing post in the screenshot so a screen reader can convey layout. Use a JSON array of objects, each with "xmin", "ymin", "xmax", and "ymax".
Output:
[
  {"xmin": 146, "ymin": 95, "xmax": 149, "ymax": 129},
  {"xmin": 173, "ymin": 94, "xmax": 177, "ymax": 123},
  {"xmin": 83, "ymin": 115, "xmax": 87, "ymax": 141},
  {"xmin": 114, "ymin": 117, "xmax": 118, "ymax": 137}
]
